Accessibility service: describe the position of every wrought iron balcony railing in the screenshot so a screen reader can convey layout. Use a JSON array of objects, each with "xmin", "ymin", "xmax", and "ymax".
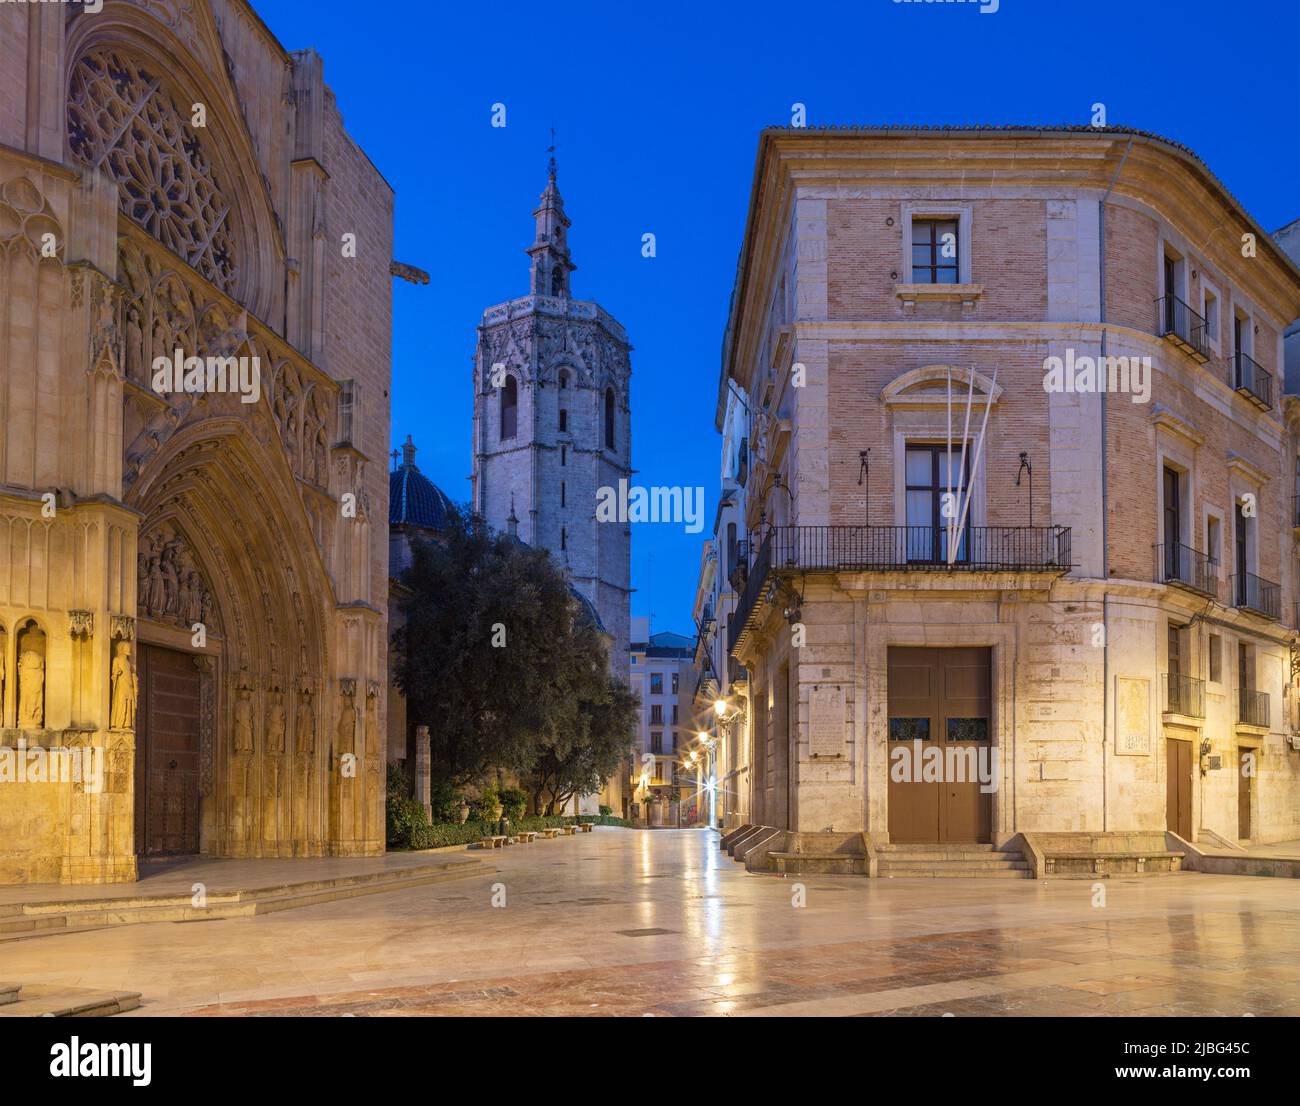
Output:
[
  {"xmin": 1232, "ymin": 349, "xmax": 1273, "ymax": 410},
  {"xmin": 1231, "ymin": 571, "xmax": 1281, "ymax": 621},
  {"xmin": 1239, "ymin": 687, "xmax": 1270, "ymax": 728},
  {"xmin": 1155, "ymin": 294, "xmax": 1210, "ymax": 362},
  {"xmin": 729, "ymin": 524, "xmax": 1071, "ymax": 653},
  {"xmin": 1153, "ymin": 542, "xmax": 1217, "ymax": 598},
  {"xmin": 1162, "ymin": 672, "xmax": 1205, "ymax": 718}
]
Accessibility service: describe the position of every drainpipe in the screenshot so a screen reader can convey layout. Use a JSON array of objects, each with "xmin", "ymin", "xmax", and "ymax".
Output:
[{"xmin": 1098, "ymin": 138, "xmax": 1133, "ymax": 832}]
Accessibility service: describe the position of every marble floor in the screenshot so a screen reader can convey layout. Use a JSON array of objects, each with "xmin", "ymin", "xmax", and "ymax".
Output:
[{"xmin": 4, "ymin": 828, "xmax": 1299, "ymax": 1017}]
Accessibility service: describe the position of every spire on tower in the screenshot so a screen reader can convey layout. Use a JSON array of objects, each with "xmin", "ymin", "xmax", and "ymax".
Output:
[{"xmin": 528, "ymin": 133, "xmax": 574, "ymax": 299}]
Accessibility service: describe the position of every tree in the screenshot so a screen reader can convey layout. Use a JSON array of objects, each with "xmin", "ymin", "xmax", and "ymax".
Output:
[
  {"xmin": 392, "ymin": 505, "xmax": 635, "ymax": 803},
  {"xmin": 527, "ymin": 619, "xmax": 638, "ymax": 814}
]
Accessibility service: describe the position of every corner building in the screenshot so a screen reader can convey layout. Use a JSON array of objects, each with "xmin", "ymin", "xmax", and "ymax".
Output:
[
  {"xmin": 0, "ymin": 0, "xmax": 394, "ymax": 882},
  {"xmin": 725, "ymin": 127, "xmax": 1300, "ymax": 869}
]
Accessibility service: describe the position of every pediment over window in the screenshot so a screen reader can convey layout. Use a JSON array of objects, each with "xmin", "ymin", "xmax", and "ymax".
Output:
[{"xmin": 881, "ymin": 365, "xmax": 1002, "ymax": 408}]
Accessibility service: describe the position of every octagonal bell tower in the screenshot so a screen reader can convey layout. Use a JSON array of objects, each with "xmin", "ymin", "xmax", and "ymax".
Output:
[{"xmin": 471, "ymin": 158, "xmax": 632, "ymax": 682}]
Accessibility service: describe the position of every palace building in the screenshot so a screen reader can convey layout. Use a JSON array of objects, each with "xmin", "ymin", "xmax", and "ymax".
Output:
[
  {"xmin": 721, "ymin": 126, "xmax": 1300, "ymax": 875},
  {"xmin": 0, "ymin": 0, "xmax": 397, "ymax": 882}
]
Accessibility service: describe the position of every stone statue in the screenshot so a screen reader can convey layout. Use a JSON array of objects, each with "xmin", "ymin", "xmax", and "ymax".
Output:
[
  {"xmin": 161, "ymin": 542, "xmax": 180, "ymax": 615},
  {"xmin": 296, "ymin": 692, "xmax": 315, "ymax": 755},
  {"xmin": 126, "ymin": 307, "xmax": 144, "ymax": 382},
  {"xmin": 267, "ymin": 696, "xmax": 286, "ymax": 754},
  {"xmin": 234, "ymin": 689, "xmax": 254, "ymax": 754},
  {"xmin": 336, "ymin": 698, "xmax": 356, "ymax": 756},
  {"xmin": 17, "ymin": 648, "xmax": 44, "ymax": 729},
  {"xmin": 186, "ymin": 572, "xmax": 205, "ymax": 624},
  {"xmin": 110, "ymin": 641, "xmax": 138, "ymax": 730},
  {"xmin": 146, "ymin": 552, "xmax": 166, "ymax": 615}
]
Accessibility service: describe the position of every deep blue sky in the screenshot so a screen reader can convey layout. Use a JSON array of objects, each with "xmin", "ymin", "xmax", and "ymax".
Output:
[{"xmin": 255, "ymin": 0, "xmax": 1299, "ymax": 636}]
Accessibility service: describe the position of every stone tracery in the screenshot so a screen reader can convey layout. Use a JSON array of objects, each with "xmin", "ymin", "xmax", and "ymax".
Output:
[{"xmin": 67, "ymin": 49, "xmax": 239, "ymax": 293}]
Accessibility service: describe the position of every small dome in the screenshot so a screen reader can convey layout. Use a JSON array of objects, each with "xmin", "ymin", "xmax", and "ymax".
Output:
[
  {"xmin": 389, "ymin": 436, "xmax": 453, "ymax": 532},
  {"xmin": 569, "ymin": 586, "xmax": 607, "ymax": 635}
]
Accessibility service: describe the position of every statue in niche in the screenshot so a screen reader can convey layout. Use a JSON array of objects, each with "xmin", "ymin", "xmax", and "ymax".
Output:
[
  {"xmin": 177, "ymin": 571, "xmax": 193, "ymax": 627},
  {"xmin": 266, "ymin": 694, "xmax": 286, "ymax": 754},
  {"xmin": 17, "ymin": 647, "xmax": 44, "ymax": 729},
  {"xmin": 302, "ymin": 401, "xmax": 322, "ymax": 483},
  {"xmin": 296, "ymin": 690, "xmax": 315, "ymax": 755},
  {"xmin": 161, "ymin": 541, "xmax": 181, "ymax": 615},
  {"xmin": 336, "ymin": 696, "xmax": 356, "ymax": 756},
  {"xmin": 110, "ymin": 641, "xmax": 138, "ymax": 730},
  {"xmin": 125, "ymin": 306, "xmax": 144, "ymax": 382},
  {"xmin": 233, "ymin": 688, "xmax": 255, "ymax": 754}
]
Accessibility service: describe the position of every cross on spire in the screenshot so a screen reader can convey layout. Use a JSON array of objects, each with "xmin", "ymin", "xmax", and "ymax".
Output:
[{"xmin": 547, "ymin": 127, "xmax": 557, "ymax": 179}]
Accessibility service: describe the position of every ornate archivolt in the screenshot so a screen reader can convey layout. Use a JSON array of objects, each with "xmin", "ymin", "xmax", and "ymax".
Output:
[{"xmin": 68, "ymin": 48, "xmax": 239, "ymax": 295}]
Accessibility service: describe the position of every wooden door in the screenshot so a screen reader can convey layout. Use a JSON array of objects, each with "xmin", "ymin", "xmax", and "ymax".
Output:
[
  {"xmin": 1238, "ymin": 747, "xmax": 1253, "ymax": 840},
  {"xmin": 134, "ymin": 644, "xmax": 201, "ymax": 857},
  {"xmin": 1165, "ymin": 738, "xmax": 1192, "ymax": 840},
  {"xmin": 887, "ymin": 647, "xmax": 992, "ymax": 843}
]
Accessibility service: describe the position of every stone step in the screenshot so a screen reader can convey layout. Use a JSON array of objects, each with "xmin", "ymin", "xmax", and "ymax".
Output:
[
  {"xmin": 0, "ymin": 982, "xmax": 19, "ymax": 1006},
  {"xmin": 880, "ymin": 865, "xmax": 1033, "ymax": 879},
  {"xmin": 876, "ymin": 842, "xmax": 1000, "ymax": 854},
  {"xmin": 879, "ymin": 858, "xmax": 1028, "ymax": 872},
  {"xmin": 0, "ymin": 857, "xmax": 489, "ymax": 939},
  {"xmin": 878, "ymin": 851, "xmax": 1026, "ymax": 865},
  {"xmin": 0, "ymin": 985, "xmax": 140, "ymax": 1018}
]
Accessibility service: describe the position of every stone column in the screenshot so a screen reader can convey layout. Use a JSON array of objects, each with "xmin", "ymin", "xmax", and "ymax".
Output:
[{"xmin": 414, "ymin": 724, "xmax": 432, "ymax": 822}]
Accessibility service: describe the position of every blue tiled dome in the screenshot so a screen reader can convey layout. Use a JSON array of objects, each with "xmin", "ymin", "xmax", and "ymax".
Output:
[{"xmin": 389, "ymin": 436, "xmax": 453, "ymax": 532}]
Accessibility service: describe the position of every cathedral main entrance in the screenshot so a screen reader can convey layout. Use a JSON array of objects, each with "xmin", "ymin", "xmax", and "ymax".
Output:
[{"xmin": 133, "ymin": 644, "xmax": 203, "ymax": 858}]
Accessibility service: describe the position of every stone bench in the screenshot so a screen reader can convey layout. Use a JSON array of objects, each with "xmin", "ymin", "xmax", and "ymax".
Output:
[
  {"xmin": 478, "ymin": 836, "xmax": 508, "ymax": 850},
  {"xmin": 512, "ymin": 832, "xmax": 537, "ymax": 843},
  {"xmin": 561, "ymin": 825, "xmax": 577, "ymax": 836},
  {"xmin": 1024, "ymin": 832, "xmax": 1184, "ymax": 877},
  {"xmin": 538, "ymin": 828, "xmax": 562, "ymax": 839},
  {"xmin": 578, "ymin": 822, "xmax": 594, "ymax": 833}
]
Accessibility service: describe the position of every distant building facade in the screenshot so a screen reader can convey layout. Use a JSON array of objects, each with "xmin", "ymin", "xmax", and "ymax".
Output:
[{"xmin": 628, "ymin": 617, "xmax": 696, "ymax": 824}]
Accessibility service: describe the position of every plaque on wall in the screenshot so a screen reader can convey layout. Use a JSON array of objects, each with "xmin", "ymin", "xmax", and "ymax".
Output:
[
  {"xmin": 809, "ymin": 685, "xmax": 846, "ymax": 758},
  {"xmin": 1115, "ymin": 675, "xmax": 1151, "ymax": 755}
]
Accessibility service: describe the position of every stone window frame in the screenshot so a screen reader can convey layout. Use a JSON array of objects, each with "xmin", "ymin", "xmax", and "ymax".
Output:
[
  {"xmin": 890, "ymin": 428, "xmax": 988, "ymax": 531},
  {"xmin": 1200, "ymin": 275, "xmax": 1223, "ymax": 356},
  {"xmin": 899, "ymin": 202, "xmax": 974, "ymax": 285},
  {"xmin": 1155, "ymin": 439, "xmax": 1196, "ymax": 553},
  {"xmin": 1202, "ymin": 504, "xmax": 1225, "ymax": 587}
]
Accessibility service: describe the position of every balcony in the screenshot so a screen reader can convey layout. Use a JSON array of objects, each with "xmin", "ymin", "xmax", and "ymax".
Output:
[
  {"xmin": 1155, "ymin": 294, "xmax": 1210, "ymax": 362},
  {"xmin": 727, "ymin": 655, "xmax": 748, "ymax": 690},
  {"xmin": 1153, "ymin": 542, "xmax": 1216, "ymax": 599},
  {"xmin": 1230, "ymin": 571, "xmax": 1281, "ymax": 621},
  {"xmin": 1232, "ymin": 349, "xmax": 1273, "ymax": 411},
  {"xmin": 1238, "ymin": 688, "xmax": 1270, "ymax": 729},
  {"xmin": 729, "ymin": 524, "xmax": 1071, "ymax": 654},
  {"xmin": 1162, "ymin": 673, "xmax": 1205, "ymax": 718}
]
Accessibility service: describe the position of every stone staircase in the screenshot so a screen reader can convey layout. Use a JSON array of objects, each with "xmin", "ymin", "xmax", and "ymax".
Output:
[
  {"xmin": 0, "ymin": 854, "xmax": 488, "ymax": 941},
  {"xmin": 0, "ymin": 982, "xmax": 140, "ymax": 1017},
  {"xmin": 876, "ymin": 842, "xmax": 1032, "ymax": 879}
]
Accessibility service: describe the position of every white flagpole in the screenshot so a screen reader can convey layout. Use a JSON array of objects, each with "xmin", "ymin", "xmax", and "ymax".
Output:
[
  {"xmin": 951, "ymin": 365, "xmax": 999, "ymax": 565},
  {"xmin": 950, "ymin": 368, "xmax": 976, "ymax": 563},
  {"xmin": 946, "ymin": 366, "xmax": 953, "ymax": 565}
]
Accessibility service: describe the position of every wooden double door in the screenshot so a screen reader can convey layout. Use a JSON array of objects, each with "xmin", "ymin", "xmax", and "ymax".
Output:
[
  {"xmin": 133, "ymin": 644, "xmax": 202, "ymax": 857},
  {"xmin": 1165, "ymin": 738, "xmax": 1193, "ymax": 840},
  {"xmin": 887, "ymin": 647, "xmax": 993, "ymax": 843}
]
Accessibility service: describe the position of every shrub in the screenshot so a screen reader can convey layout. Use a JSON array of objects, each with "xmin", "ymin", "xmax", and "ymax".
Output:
[
  {"xmin": 599, "ymin": 804, "xmax": 612, "ymax": 817},
  {"xmin": 428, "ymin": 780, "xmax": 465, "ymax": 824},
  {"xmin": 499, "ymin": 787, "xmax": 527, "ymax": 821}
]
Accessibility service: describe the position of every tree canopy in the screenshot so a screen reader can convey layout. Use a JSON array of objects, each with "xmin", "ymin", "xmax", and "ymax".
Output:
[{"xmin": 392, "ymin": 506, "xmax": 635, "ymax": 808}]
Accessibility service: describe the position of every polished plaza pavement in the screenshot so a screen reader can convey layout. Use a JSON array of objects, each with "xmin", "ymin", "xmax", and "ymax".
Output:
[{"xmin": 4, "ymin": 828, "xmax": 1299, "ymax": 1017}]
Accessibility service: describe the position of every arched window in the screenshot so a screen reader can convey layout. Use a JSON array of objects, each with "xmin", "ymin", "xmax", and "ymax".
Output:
[
  {"xmin": 559, "ymin": 370, "xmax": 569, "ymax": 390},
  {"xmin": 500, "ymin": 375, "xmax": 517, "ymax": 440},
  {"xmin": 559, "ymin": 409, "xmax": 567, "ymax": 433},
  {"xmin": 604, "ymin": 388, "xmax": 616, "ymax": 450},
  {"xmin": 552, "ymin": 266, "xmax": 564, "ymax": 297}
]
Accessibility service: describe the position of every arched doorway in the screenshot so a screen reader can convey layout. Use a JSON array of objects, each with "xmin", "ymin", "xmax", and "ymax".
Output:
[{"xmin": 130, "ymin": 418, "xmax": 334, "ymax": 859}]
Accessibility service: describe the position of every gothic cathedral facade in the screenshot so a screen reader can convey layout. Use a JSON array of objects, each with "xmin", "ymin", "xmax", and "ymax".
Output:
[
  {"xmin": 0, "ymin": 0, "xmax": 392, "ymax": 883},
  {"xmin": 472, "ymin": 164, "xmax": 632, "ymax": 682}
]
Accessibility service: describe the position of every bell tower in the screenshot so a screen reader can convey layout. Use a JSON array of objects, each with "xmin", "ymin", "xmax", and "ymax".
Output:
[{"xmin": 471, "ymin": 154, "xmax": 632, "ymax": 682}]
